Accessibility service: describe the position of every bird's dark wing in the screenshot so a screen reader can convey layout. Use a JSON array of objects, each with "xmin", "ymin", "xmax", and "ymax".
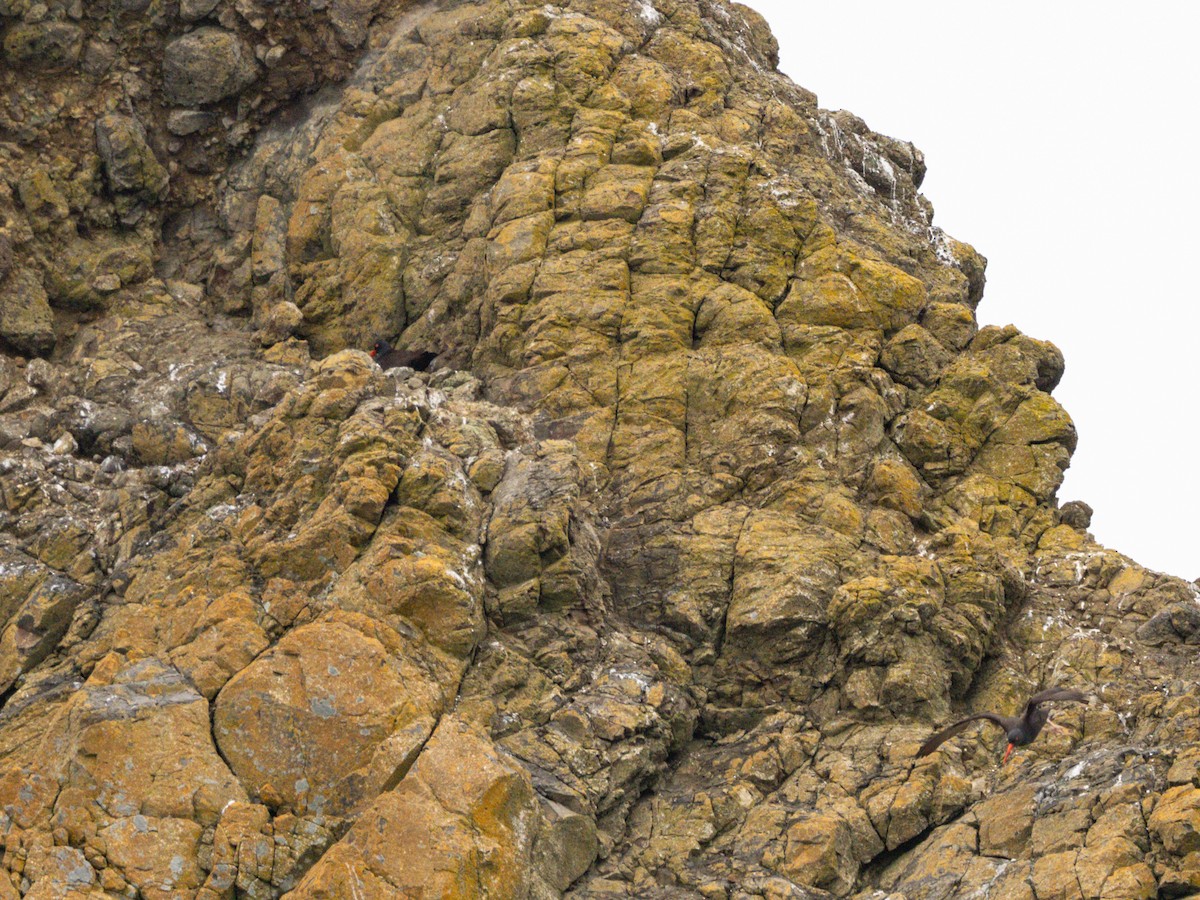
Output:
[
  {"xmin": 917, "ymin": 713, "xmax": 1011, "ymax": 757},
  {"xmin": 1022, "ymin": 687, "xmax": 1087, "ymax": 718},
  {"xmin": 381, "ymin": 349, "xmax": 436, "ymax": 371},
  {"xmin": 403, "ymin": 350, "xmax": 437, "ymax": 372}
]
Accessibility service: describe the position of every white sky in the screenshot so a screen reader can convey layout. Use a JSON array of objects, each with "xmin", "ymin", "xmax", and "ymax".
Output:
[{"xmin": 746, "ymin": 0, "xmax": 1200, "ymax": 579}]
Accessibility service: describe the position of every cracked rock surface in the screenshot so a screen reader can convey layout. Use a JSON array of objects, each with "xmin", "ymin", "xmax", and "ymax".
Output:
[{"xmin": 2, "ymin": 0, "xmax": 1199, "ymax": 897}]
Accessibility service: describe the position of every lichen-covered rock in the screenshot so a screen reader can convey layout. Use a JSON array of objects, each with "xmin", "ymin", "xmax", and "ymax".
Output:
[
  {"xmin": 287, "ymin": 717, "xmax": 548, "ymax": 898},
  {"xmin": 257, "ymin": 299, "xmax": 305, "ymax": 345},
  {"xmin": 1150, "ymin": 785, "xmax": 1200, "ymax": 856},
  {"xmin": 327, "ymin": 0, "xmax": 384, "ymax": 48},
  {"xmin": 179, "ymin": 0, "xmax": 220, "ymax": 22},
  {"xmin": 162, "ymin": 28, "xmax": 260, "ymax": 106},
  {"xmin": 2, "ymin": 21, "xmax": 84, "ymax": 69},
  {"xmin": 213, "ymin": 613, "xmax": 445, "ymax": 816},
  {"xmin": 1, "ymin": 0, "xmax": 1198, "ymax": 897},
  {"xmin": 0, "ymin": 269, "xmax": 55, "ymax": 355},
  {"xmin": 95, "ymin": 114, "xmax": 169, "ymax": 224},
  {"xmin": 0, "ymin": 659, "xmax": 247, "ymax": 899},
  {"xmin": 41, "ymin": 234, "xmax": 154, "ymax": 310}
]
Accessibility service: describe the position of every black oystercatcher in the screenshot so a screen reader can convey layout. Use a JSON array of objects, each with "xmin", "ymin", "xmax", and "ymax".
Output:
[
  {"xmin": 918, "ymin": 687, "xmax": 1088, "ymax": 763},
  {"xmin": 370, "ymin": 338, "xmax": 436, "ymax": 372}
]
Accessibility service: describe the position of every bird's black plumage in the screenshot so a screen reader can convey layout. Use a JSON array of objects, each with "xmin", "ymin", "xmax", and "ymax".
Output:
[
  {"xmin": 370, "ymin": 338, "xmax": 436, "ymax": 372},
  {"xmin": 918, "ymin": 687, "xmax": 1088, "ymax": 760}
]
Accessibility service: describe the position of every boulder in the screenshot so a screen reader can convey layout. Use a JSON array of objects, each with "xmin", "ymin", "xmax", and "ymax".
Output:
[
  {"xmin": 162, "ymin": 27, "xmax": 259, "ymax": 106},
  {"xmin": 95, "ymin": 114, "xmax": 169, "ymax": 223},
  {"xmin": 2, "ymin": 21, "xmax": 83, "ymax": 69},
  {"xmin": 0, "ymin": 269, "xmax": 55, "ymax": 355},
  {"xmin": 213, "ymin": 613, "xmax": 446, "ymax": 816}
]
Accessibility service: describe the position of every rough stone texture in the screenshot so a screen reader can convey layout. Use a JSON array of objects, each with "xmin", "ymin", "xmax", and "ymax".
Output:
[
  {"xmin": 95, "ymin": 114, "xmax": 170, "ymax": 225},
  {"xmin": 162, "ymin": 28, "xmax": 260, "ymax": 107},
  {"xmin": 1, "ymin": 0, "xmax": 1198, "ymax": 898},
  {"xmin": 2, "ymin": 21, "xmax": 84, "ymax": 69},
  {"xmin": 0, "ymin": 269, "xmax": 56, "ymax": 355},
  {"xmin": 213, "ymin": 613, "xmax": 444, "ymax": 816},
  {"xmin": 288, "ymin": 716, "xmax": 554, "ymax": 897},
  {"xmin": 0, "ymin": 0, "xmax": 420, "ymax": 335},
  {"xmin": 179, "ymin": 0, "xmax": 221, "ymax": 23}
]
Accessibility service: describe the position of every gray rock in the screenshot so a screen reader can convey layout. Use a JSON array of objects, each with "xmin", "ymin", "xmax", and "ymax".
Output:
[
  {"xmin": 62, "ymin": 400, "xmax": 136, "ymax": 455},
  {"xmin": 179, "ymin": 0, "xmax": 220, "ymax": 22},
  {"xmin": 1137, "ymin": 601, "xmax": 1200, "ymax": 646},
  {"xmin": 162, "ymin": 27, "xmax": 259, "ymax": 106},
  {"xmin": 1058, "ymin": 499, "xmax": 1093, "ymax": 529},
  {"xmin": 23, "ymin": 358, "xmax": 56, "ymax": 392},
  {"xmin": 81, "ymin": 39, "xmax": 117, "ymax": 76},
  {"xmin": 1, "ymin": 21, "xmax": 84, "ymax": 69},
  {"xmin": 166, "ymin": 109, "xmax": 215, "ymax": 136},
  {"xmin": 327, "ymin": 0, "xmax": 381, "ymax": 48},
  {"xmin": 257, "ymin": 301, "xmax": 303, "ymax": 346},
  {"xmin": 0, "ymin": 407, "xmax": 53, "ymax": 447}
]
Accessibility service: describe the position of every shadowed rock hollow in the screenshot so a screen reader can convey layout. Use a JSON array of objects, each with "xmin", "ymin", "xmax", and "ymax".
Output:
[{"xmin": 1, "ymin": 0, "xmax": 1199, "ymax": 897}]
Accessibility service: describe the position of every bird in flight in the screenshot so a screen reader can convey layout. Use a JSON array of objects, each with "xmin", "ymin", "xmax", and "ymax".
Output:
[{"xmin": 918, "ymin": 687, "xmax": 1088, "ymax": 763}]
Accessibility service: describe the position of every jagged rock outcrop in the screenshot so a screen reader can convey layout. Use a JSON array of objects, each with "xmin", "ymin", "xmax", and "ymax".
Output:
[{"xmin": 2, "ymin": 0, "xmax": 1199, "ymax": 898}]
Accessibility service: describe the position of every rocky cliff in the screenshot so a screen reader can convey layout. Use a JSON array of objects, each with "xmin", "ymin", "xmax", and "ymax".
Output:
[{"xmin": 2, "ymin": 0, "xmax": 1199, "ymax": 898}]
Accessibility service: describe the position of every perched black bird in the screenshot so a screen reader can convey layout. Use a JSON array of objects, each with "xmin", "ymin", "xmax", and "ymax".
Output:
[
  {"xmin": 918, "ymin": 687, "xmax": 1088, "ymax": 763},
  {"xmin": 370, "ymin": 338, "xmax": 436, "ymax": 372}
]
